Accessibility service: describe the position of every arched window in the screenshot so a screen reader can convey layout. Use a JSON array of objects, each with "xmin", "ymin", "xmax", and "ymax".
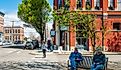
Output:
[
  {"xmin": 118, "ymin": 0, "xmax": 121, "ymax": 11},
  {"xmin": 77, "ymin": 0, "xmax": 82, "ymax": 10},
  {"xmin": 108, "ymin": 0, "xmax": 114, "ymax": 10},
  {"xmin": 94, "ymin": 0, "xmax": 100, "ymax": 10},
  {"xmin": 85, "ymin": 0, "xmax": 91, "ymax": 10}
]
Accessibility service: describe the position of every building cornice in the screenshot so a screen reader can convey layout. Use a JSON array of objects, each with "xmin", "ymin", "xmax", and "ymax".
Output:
[
  {"xmin": 0, "ymin": 11, "xmax": 5, "ymax": 16},
  {"xmin": 4, "ymin": 26, "xmax": 23, "ymax": 28}
]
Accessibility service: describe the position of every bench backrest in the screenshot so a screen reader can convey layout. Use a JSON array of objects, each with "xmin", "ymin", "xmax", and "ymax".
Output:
[
  {"xmin": 78, "ymin": 56, "xmax": 92, "ymax": 68},
  {"xmin": 77, "ymin": 56, "xmax": 108, "ymax": 69}
]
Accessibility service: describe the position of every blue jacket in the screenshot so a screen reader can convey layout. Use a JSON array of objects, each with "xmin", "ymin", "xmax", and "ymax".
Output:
[
  {"xmin": 69, "ymin": 52, "xmax": 83, "ymax": 61},
  {"xmin": 93, "ymin": 53, "xmax": 105, "ymax": 65}
]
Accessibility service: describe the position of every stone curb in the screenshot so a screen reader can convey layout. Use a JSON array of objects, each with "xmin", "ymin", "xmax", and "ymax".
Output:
[{"xmin": 29, "ymin": 51, "xmax": 121, "ymax": 55}]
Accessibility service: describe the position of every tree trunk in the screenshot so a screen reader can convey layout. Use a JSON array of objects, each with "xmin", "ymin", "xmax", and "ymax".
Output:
[
  {"xmin": 39, "ymin": 32, "xmax": 44, "ymax": 44},
  {"xmin": 91, "ymin": 38, "xmax": 95, "ymax": 55}
]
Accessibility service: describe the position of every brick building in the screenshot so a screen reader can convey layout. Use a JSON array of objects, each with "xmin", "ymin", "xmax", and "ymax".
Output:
[
  {"xmin": 53, "ymin": 0, "xmax": 121, "ymax": 52},
  {"xmin": 0, "ymin": 11, "xmax": 5, "ymax": 42},
  {"xmin": 4, "ymin": 26, "xmax": 24, "ymax": 42}
]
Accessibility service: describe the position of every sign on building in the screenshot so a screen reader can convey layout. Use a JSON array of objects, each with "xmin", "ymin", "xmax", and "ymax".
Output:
[{"xmin": 50, "ymin": 29, "xmax": 55, "ymax": 37}]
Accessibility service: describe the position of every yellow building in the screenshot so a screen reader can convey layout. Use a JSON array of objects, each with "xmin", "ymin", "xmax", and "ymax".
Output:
[{"xmin": 4, "ymin": 26, "xmax": 24, "ymax": 42}]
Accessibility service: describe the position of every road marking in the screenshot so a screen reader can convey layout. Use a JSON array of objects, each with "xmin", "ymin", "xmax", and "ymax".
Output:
[
  {"xmin": 7, "ymin": 51, "xmax": 14, "ymax": 53},
  {"xmin": 16, "ymin": 51, "xmax": 21, "ymax": 53}
]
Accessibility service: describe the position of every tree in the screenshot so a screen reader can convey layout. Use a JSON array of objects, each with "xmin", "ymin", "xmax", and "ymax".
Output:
[
  {"xmin": 18, "ymin": 0, "xmax": 51, "ymax": 43},
  {"xmin": 53, "ymin": 4, "xmax": 98, "ymax": 53}
]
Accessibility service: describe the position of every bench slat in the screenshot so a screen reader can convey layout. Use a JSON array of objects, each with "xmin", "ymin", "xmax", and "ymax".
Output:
[{"xmin": 68, "ymin": 56, "xmax": 108, "ymax": 70}]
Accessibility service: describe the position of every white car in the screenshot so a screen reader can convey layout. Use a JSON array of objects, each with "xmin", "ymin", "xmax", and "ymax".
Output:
[
  {"xmin": 2, "ymin": 41, "xmax": 12, "ymax": 46},
  {"xmin": 0, "ymin": 41, "xmax": 3, "ymax": 46}
]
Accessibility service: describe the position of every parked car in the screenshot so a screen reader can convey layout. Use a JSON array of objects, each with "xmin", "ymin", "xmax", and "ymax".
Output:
[
  {"xmin": 0, "ymin": 41, "xmax": 3, "ymax": 46},
  {"xmin": 32, "ymin": 40, "xmax": 39, "ymax": 49},
  {"xmin": 2, "ymin": 41, "xmax": 12, "ymax": 46},
  {"xmin": 23, "ymin": 41, "xmax": 34, "ymax": 49},
  {"xmin": 13, "ymin": 41, "xmax": 25, "ymax": 48}
]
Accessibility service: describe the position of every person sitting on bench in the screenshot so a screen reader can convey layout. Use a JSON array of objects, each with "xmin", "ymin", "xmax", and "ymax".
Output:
[
  {"xmin": 91, "ymin": 47, "xmax": 106, "ymax": 70},
  {"xmin": 69, "ymin": 48, "xmax": 83, "ymax": 70}
]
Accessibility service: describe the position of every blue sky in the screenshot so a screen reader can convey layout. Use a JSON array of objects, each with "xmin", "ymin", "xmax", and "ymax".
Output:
[
  {"xmin": 0, "ymin": 0, "xmax": 53, "ymax": 13},
  {"xmin": 0, "ymin": 0, "xmax": 53, "ymax": 37}
]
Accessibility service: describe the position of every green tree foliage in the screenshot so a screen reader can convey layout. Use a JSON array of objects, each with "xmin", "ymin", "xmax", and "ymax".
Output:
[
  {"xmin": 18, "ymin": 0, "xmax": 51, "ymax": 42},
  {"xmin": 53, "ymin": 5, "xmax": 97, "ymax": 53}
]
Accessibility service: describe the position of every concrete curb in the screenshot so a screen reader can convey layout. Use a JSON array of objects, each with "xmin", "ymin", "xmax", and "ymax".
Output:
[
  {"xmin": 57, "ymin": 52, "xmax": 121, "ymax": 55},
  {"xmin": 29, "ymin": 50, "xmax": 121, "ymax": 55}
]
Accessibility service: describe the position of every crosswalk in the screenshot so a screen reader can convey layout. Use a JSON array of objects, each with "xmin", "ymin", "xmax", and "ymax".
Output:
[{"xmin": 7, "ymin": 50, "xmax": 22, "ymax": 54}]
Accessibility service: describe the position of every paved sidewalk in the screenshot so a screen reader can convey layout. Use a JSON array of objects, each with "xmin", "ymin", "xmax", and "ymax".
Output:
[
  {"xmin": 29, "ymin": 50, "xmax": 121, "ymax": 55},
  {"xmin": 29, "ymin": 50, "xmax": 121, "ymax": 70}
]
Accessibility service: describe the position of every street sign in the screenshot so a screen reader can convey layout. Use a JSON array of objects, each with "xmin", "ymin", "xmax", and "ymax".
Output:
[
  {"xmin": 60, "ymin": 26, "xmax": 68, "ymax": 31},
  {"xmin": 50, "ymin": 29, "xmax": 55, "ymax": 37}
]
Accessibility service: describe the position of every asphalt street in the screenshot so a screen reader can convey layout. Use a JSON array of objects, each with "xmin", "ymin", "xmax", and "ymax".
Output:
[{"xmin": 0, "ymin": 45, "xmax": 121, "ymax": 70}]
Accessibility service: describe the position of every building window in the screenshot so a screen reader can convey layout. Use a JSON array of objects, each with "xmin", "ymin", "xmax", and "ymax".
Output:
[
  {"xmin": 5, "ymin": 36, "xmax": 9, "ymax": 41},
  {"xmin": 118, "ymin": 0, "xmax": 121, "ymax": 11},
  {"xmin": 18, "ymin": 35, "xmax": 20, "ymax": 40},
  {"xmin": 5, "ymin": 36, "xmax": 7, "ymax": 40},
  {"xmin": 113, "ymin": 23, "xmax": 121, "ymax": 30},
  {"xmin": 16, "ymin": 35, "xmax": 17, "ymax": 41},
  {"xmin": 94, "ymin": 0, "xmax": 100, "ymax": 10},
  {"xmin": 108, "ymin": 0, "xmax": 114, "ymax": 10},
  {"xmin": 85, "ymin": 0, "xmax": 91, "ymax": 10},
  {"xmin": 77, "ymin": 0, "xmax": 82, "ymax": 10},
  {"xmin": 13, "ymin": 36, "xmax": 14, "ymax": 41},
  {"xmin": 5, "ymin": 30, "xmax": 7, "ymax": 33},
  {"xmin": 18, "ymin": 29, "xmax": 20, "ymax": 33},
  {"xmin": 13, "ymin": 29, "xmax": 14, "ymax": 33},
  {"xmin": 8, "ymin": 30, "xmax": 9, "ymax": 33},
  {"xmin": 10, "ymin": 36, "xmax": 11, "ymax": 40},
  {"xmin": 10, "ymin": 30, "xmax": 11, "ymax": 33},
  {"xmin": 58, "ymin": 0, "xmax": 62, "ymax": 9},
  {"xmin": 15, "ymin": 29, "xmax": 17, "ymax": 33}
]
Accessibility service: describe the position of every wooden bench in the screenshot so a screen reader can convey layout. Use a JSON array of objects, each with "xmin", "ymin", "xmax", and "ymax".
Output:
[{"xmin": 67, "ymin": 56, "xmax": 108, "ymax": 70}]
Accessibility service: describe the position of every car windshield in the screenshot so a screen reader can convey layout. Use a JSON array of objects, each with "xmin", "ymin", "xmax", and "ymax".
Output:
[
  {"xmin": 14, "ymin": 41, "xmax": 23, "ymax": 44},
  {"xmin": 3, "ymin": 41, "xmax": 6, "ymax": 43}
]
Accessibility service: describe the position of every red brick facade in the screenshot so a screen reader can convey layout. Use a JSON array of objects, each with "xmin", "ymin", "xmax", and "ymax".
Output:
[{"xmin": 53, "ymin": 0, "xmax": 121, "ymax": 52}]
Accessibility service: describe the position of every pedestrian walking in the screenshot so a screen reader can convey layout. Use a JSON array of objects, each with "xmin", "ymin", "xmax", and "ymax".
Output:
[
  {"xmin": 42, "ymin": 41, "xmax": 47, "ymax": 58},
  {"xmin": 47, "ymin": 40, "xmax": 51, "ymax": 51},
  {"xmin": 69, "ymin": 48, "xmax": 83, "ymax": 70},
  {"xmin": 91, "ymin": 47, "xmax": 106, "ymax": 70}
]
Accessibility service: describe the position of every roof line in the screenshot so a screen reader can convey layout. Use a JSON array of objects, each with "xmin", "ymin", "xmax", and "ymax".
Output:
[{"xmin": 0, "ymin": 11, "xmax": 5, "ymax": 16}]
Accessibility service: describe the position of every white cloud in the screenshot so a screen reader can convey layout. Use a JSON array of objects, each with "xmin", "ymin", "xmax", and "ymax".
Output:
[
  {"xmin": 3, "ymin": 11, "xmax": 53, "ymax": 38},
  {"xmin": 4, "ymin": 12, "xmax": 20, "ymax": 26},
  {"xmin": 4, "ymin": 11, "xmax": 39, "ymax": 38}
]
